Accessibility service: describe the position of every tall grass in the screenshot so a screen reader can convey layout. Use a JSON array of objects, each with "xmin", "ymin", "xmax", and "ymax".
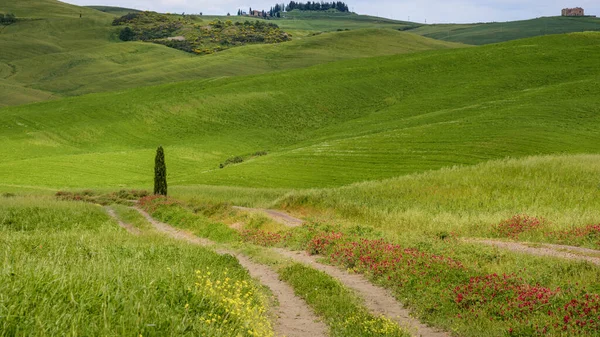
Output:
[
  {"xmin": 277, "ymin": 154, "xmax": 600, "ymax": 238},
  {"xmin": 0, "ymin": 197, "xmax": 273, "ymax": 336}
]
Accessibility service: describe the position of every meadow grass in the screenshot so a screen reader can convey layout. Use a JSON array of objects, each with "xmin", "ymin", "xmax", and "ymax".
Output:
[
  {"xmin": 0, "ymin": 197, "xmax": 274, "ymax": 336},
  {"xmin": 0, "ymin": 32, "xmax": 598, "ymax": 189},
  {"xmin": 139, "ymin": 196, "xmax": 240, "ymax": 243},
  {"xmin": 140, "ymin": 175, "xmax": 600, "ymax": 336},
  {"xmin": 131, "ymin": 202, "xmax": 411, "ymax": 336},
  {"xmin": 412, "ymin": 15, "xmax": 600, "ymax": 45},
  {"xmin": 279, "ymin": 263, "xmax": 410, "ymax": 337},
  {"xmin": 275, "ymin": 154, "xmax": 600, "ymax": 240},
  {"xmin": 111, "ymin": 203, "xmax": 154, "ymax": 231}
]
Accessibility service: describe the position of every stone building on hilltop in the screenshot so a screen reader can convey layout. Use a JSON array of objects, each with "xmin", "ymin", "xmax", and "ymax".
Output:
[{"xmin": 562, "ymin": 7, "xmax": 585, "ymax": 16}]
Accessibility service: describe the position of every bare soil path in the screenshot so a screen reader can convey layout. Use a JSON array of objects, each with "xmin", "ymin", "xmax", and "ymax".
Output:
[
  {"xmin": 129, "ymin": 207, "xmax": 327, "ymax": 337},
  {"xmin": 465, "ymin": 238, "xmax": 600, "ymax": 266},
  {"xmin": 234, "ymin": 206, "xmax": 448, "ymax": 337},
  {"xmin": 232, "ymin": 206, "xmax": 305, "ymax": 227},
  {"xmin": 133, "ymin": 206, "xmax": 213, "ymax": 246},
  {"xmin": 274, "ymin": 248, "xmax": 449, "ymax": 337},
  {"xmin": 104, "ymin": 206, "xmax": 141, "ymax": 235}
]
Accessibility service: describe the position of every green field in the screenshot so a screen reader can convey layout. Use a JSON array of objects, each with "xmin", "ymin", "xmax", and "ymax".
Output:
[
  {"xmin": 0, "ymin": 0, "xmax": 445, "ymax": 107},
  {"xmin": 3, "ymin": 0, "xmax": 600, "ymax": 336},
  {"xmin": 1, "ymin": 32, "xmax": 598, "ymax": 189},
  {"xmin": 412, "ymin": 15, "xmax": 600, "ymax": 45},
  {"xmin": 85, "ymin": 5, "xmax": 141, "ymax": 16}
]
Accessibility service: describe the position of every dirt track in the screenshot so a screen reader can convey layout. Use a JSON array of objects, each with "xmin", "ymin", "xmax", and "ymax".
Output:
[
  {"xmin": 466, "ymin": 238, "xmax": 600, "ymax": 266},
  {"xmin": 104, "ymin": 206, "xmax": 141, "ymax": 235},
  {"xmin": 111, "ymin": 207, "xmax": 327, "ymax": 337},
  {"xmin": 234, "ymin": 206, "xmax": 449, "ymax": 337},
  {"xmin": 274, "ymin": 248, "xmax": 449, "ymax": 337},
  {"xmin": 232, "ymin": 206, "xmax": 305, "ymax": 227}
]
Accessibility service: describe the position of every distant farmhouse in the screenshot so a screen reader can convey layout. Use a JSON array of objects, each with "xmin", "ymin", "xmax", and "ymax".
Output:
[{"xmin": 561, "ymin": 7, "xmax": 584, "ymax": 16}]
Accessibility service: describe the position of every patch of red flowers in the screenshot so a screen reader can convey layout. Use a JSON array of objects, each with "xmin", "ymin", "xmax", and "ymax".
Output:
[
  {"xmin": 546, "ymin": 223, "xmax": 600, "ymax": 248},
  {"xmin": 453, "ymin": 273, "xmax": 559, "ymax": 320},
  {"xmin": 494, "ymin": 215, "xmax": 546, "ymax": 239},
  {"xmin": 306, "ymin": 232, "xmax": 344, "ymax": 255},
  {"xmin": 551, "ymin": 293, "xmax": 600, "ymax": 334},
  {"xmin": 306, "ymin": 232, "xmax": 465, "ymax": 290},
  {"xmin": 139, "ymin": 195, "xmax": 180, "ymax": 213}
]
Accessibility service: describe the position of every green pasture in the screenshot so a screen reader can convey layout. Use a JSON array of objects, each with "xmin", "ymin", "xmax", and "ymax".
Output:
[
  {"xmin": 412, "ymin": 15, "xmax": 600, "ymax": 45},
  {"xmin": 0, "ymin": 32, "xmax": 598, "ymax": 190},
  {"xmin": 1, "ymin": 0, "xmax": 451, "ymax": 106}
]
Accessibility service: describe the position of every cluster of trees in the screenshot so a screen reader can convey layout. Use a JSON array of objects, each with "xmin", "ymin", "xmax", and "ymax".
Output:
[
  {"xmin": 0, "ymin": 13, "xmax": 17, "ymax": 25},
  {"xmin": 284, "ymin": 1, "xmax": 350, "ymax": 12},
  {"xmin": 237, "ymin": 1, "xmax": 350, "ymax": 17},
  {"xmin": 237, "ymin": 8, "xmax": 280, "ymax": 18},
  {"xmin": 113, "ymin": 12, "xmax": 184, "ymax": 42}
]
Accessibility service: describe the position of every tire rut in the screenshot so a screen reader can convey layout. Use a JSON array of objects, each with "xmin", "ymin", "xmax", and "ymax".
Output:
[
  {"xmin": 104, "ymin": 206, "xmax": 142, "ymax": 235},
  {"xmin": 232, "ymin": 206, "xmax": 304, "ymax": 227},
  {"xmin": 234, "ymin": 206, "xmax": 450, "ymax": 337},
  {"xmin": 274, "ymin": 248, "xmax": 449, "ymax": 337},
  {"xmin": 129, "ymin": 207, "xmax": 327, "ymax": 337},
  {"xmin": 466, "ymin": 238, "xmax": 600, "ymax": 266}
]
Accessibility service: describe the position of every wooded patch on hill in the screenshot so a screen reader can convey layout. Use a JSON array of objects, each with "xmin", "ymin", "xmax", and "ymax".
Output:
[{"xmin": 114, "ymin": 11, "xmax": 291, "ymax": 54}]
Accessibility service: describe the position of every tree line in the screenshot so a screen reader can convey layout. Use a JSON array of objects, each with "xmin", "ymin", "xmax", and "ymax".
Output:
[
  {"xmin": 0, "ymin": 13, "xmax": 17, "ymax": 25},
  {"xmin": 283, "ymin": 1, "xmax": 349, "ymax": 12},
  {"xmin": 237, "ymin": 1, "xmax": 350, "ymax": 17}
]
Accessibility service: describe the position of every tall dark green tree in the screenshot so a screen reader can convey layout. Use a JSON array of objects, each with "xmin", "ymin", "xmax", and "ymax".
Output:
[{"xmin": 154, "ymin": 146, "xmax": 167, "ymax": 196}]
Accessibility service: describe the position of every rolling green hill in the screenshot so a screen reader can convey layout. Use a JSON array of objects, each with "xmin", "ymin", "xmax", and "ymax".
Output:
[
  {"xmin": 0, "ymin": 32, "xmax": 598, "ymax": 190},
  {"xmin": 85, "ymin": 5, "xmax": 140, "ymax": 16},
  {"xmin": 412, "ymin": 16, "xmax": 600, "ymax": 45},
  {"xmin": 0, "ymin": 0, "xmax": 458, "ymax": 107}
]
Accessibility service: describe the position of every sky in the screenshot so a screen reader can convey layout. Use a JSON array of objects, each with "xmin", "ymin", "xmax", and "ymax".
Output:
[{"xmin": 65, "ymin": 0, "xmax": 600, "ymax": 23}]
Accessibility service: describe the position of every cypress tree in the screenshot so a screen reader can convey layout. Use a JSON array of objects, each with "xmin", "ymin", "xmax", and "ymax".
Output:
[{"xmin": 154, "ymin": 146, "xmax": 167, "ymax": 196}]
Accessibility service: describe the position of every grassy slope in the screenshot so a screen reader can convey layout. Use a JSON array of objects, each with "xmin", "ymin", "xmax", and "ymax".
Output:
[
  {"xmin": 85, "ymin": 5, "xmax": 140, "ymax": 16},
  {"xmin": 0, "ymin": 32, "xmax": 598, "ymax": 189},
  {"xmin": 1, "ymin": 0, "xmax": 444, "ymax": 106},
  {"xmin": 276, "ymin": 154, "xmax": 600, "ymax": 238},
  {"xmin": 9, "ymin": 29, "xmax": 460, "ymax": 96},
  {"xmin": 412, "ymin": 16, "xmax": 600, "ymax": 45}
]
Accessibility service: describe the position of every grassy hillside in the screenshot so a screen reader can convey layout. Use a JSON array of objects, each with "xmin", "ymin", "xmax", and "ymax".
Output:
[
  {"xmin": 0, "ymin": 32, "xmax": 598, "ymax": 190},
  {"xmin": 412, "ymin": 16, "xmax": 600, "ymax": 45},
  {"xmin": 274, "ymin": 154, "xmax": 600, "ymax": 237},
  {"xmin": 86, "ymin": 5, "xmax": 140, "ymax": 16},
  {"xmin": 0, "ymin": 0, "xmax": 457, "ymax": 106},
  {"xmin": 6, "ymin": 28, "xmax": 458, "ymax": 97},
  {"xmin": 275, "ymin": 10, "xmax": 413, "ymax": 34}
]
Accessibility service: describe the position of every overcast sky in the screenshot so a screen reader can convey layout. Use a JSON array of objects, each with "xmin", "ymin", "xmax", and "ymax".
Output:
[{"xmin": 65, "ymin": 0, "xmax": 600, "ymax": 23}]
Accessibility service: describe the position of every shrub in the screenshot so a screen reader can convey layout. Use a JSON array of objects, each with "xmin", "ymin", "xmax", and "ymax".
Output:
[
  {"xmin": 219, "ymin": 156, "xmax": 244, "ymax": 168},
  {"xmin": 118, "ymin": 27, "xmax": 136, "ymax": 41},
  {"xmin": 55, "ymin": 190, "xmax": 149, "ymax": 205},
  {"xmin": 112, "ymin": 12, "xmax": 141, "ymax": 25},
  {"xmin": 0, "ymin": 13, "xmax": 16, "ymax": 25}
]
